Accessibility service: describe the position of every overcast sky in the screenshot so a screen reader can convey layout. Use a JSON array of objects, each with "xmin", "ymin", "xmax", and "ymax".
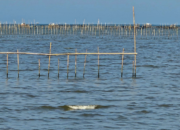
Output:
[{"xmin": 0, "ymin": 0, "xmax": 179, "ymax": 24}]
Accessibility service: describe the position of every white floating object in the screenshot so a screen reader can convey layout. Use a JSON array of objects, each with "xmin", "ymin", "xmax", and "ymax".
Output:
[{"xmin": 68, "ymin": 105, "xmax": 97, "ymax": 110}]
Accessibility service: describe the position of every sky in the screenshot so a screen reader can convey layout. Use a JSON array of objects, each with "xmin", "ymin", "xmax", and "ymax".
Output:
[{"xmin": 0, "ymin": 0, "xmax": 180, "ymax": 24}]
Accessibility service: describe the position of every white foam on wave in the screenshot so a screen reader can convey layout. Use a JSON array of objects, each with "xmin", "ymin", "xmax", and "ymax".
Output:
[{"xmin": 68, "ymin": 105, "xmax": 98, "ymax": 110}]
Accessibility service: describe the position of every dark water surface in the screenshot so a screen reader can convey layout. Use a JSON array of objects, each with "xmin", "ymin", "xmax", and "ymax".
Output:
[{"xmin": 0, "ymin": 34, "xmax": 180, "ymax": 129}]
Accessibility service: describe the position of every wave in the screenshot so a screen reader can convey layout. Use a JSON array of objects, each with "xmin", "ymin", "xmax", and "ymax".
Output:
[
  {"xmin": 67, "ymin": 105, "xmax": 98, "ymax": 110},
  {"xmin": 39, "ymin": 105, "xmax": 109, "ymax": 111}
]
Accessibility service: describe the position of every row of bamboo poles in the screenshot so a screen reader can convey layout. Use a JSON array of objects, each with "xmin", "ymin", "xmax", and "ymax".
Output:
[
  {"xmin": 0, "ymin": 24, "xmax": 178, "ymax": 38},
  {"xmin": 3, "ymin": 42, "xmax": 137, "ymax": 78},
  {"xmin": 2, "ymin": 7, "xmax": 137, "ymax": 78}
]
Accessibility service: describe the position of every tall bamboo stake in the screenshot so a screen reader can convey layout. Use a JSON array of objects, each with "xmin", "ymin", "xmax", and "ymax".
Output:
[
  {"xmin": 133, "ymin": 6, "xmax": 136, "ymax": 77},
  {"xmin": 98, "ymin": 47, "xmax": 99, "ymax": 78},
  {"xmin": 75, "ymin": 49, "xmax": 77, "ymax": 77},
  {"xmin": 132, "ymin": 61, "xmax": 134, "ymax": 77},
  {"xmin": 121, "ymin": 48, "xmax": 124, "ymax": 77},
  {"xmin": 48, "ymin": 42, "xmax": 51, "ymax": 78},
  {"xmin": 7, "ymin": 54, "xmax": 8, "ymax": 78},
  {"xmin": 83, "ymin": 49, "xmax": 87, "ymax": 78},
  {"xmin": 38, "ymin": 59, "xmax": 40, "ymax": 77},
  {"xmin": 58, "ymin": 58, "xmax": 60, "ymax": 78},
  {"xmin": 17, "ymin": 50, "xmax": 19, "ymax": 78},
  {"xmin": 67, "ymin": 55, "xmax": 69, "ymax": 78}
]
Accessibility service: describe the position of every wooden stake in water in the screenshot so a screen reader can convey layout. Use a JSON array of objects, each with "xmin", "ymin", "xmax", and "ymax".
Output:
[
  {"xmin": 7, "ymin": 54, "xmax": 8, "ymax": 78},
  {"xmin": 75, "ymin": 49, "xmax": 77, "ymax": 77},
  {"xmin": 177, "ymin": 28, "xmax": 178, "ymax": 39},
  {"xmin": 98, "ymin": 47, "xmax": 100, "ymax": 78},
  {"xmin": 38, "ymin": 59, "xmax": 40, "ymax": 77},
  {"xmin": 132, "ymin": 61, "xmax": 134, "ymax": 77},
  {"xmin": 133, "ymin": 6, "xmax": 136, "ymax": 77},
  {"xmin": 17, "ymin": 50, "xmax": 19, "ymax": 78},
  {"xmin": 83, "ymin": 49, "xmax": 87, "ymax": 78},
  {"xmin": 121, "ymin": 48, "xmax": 124, "ymax": 77},
  {"xmin": 58, "ymin": 58, "xmax": 60, "ymax": 78},
  {"xmin": 67, "ymin": 55, "xmax": 69, "ymax": 78},
  {"xmin": 48, "ymin": 42, "xmax": 51, "ymax": 78}
]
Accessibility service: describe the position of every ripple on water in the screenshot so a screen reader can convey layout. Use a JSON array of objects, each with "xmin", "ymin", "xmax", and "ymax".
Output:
[{"xmin": 37, "ymin": 105, "xmax": 110, "ymax": 111}]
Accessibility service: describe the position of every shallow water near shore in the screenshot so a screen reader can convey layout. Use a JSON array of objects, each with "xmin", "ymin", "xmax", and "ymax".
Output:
[{"xmin": 0, "ymin": 32, "xmax": 180, "ymax": 129}]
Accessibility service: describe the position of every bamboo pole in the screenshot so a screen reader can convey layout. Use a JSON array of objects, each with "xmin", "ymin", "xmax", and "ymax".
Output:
[
  {"xmin": 67, "ymin": 55, "xmax": 69, "ymax": 78},
  {"xmin": 75, "ymin": 49, "xmax": 77, "ymax": 77},
  {"xmin": 44, "ymin": 26, "xmax": 46, "ymax": 35},
  {"xmin": 177, "ymin": 28, "xmax": 178, "ymax": 39},
  {"xmin": 42, "ymin": 26, "xmax": 43, "ymax": 35},
  {"xmin": 48, "ymin": 42, "xmax": 51, "ymax": 78},
  {"xmin": 133, "ymin": 6, "xmax": 136, "ymax": 77},
  {"xmin": 132, "ymin": 61, "xmax": 134, "ymax": 77},
  {"xmin": 98, "ymin": 47, "xmax": 99, "ymax": 78},
  {"xmin": 83, "ymin": 49, "xmax": 87, "ymax": 78},
  {"xmin": 34, "ymin": 25, "xmax": 35, "ymax": 35},
  {"xmin": 58, "ymin": 58, "xmax": 59, "ymax": 78},
  {"xmin": 38, "ymin": 59, "xmax": 40, "ymax": 77},
  {"xmin": 37, "ymin": 26, "xmax": 38, "ymax": 35},
  {"xmin": 7, "ymin": 54, "xmax": 8, "ymax": 78},
  {"xmin": 0, "ymin": 52, "xmax": 137, "ymax": 55},
  {"xmin": 17, "ymin": 50, "xmax": 19, "ymax": 78},
  {"xmin": 121, "ymin": 48, "xmax": 124, "ymax": 77}
]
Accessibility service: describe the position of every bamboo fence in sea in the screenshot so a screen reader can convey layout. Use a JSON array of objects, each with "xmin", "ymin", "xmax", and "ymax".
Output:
[
  {"xmin": 0, "ymin": 7, "xmax": 138, "ymax": 78},
  {"xmin": 0, "ymin": 23, "xmax": 178, "ymax": 39},
  {"xmin": 1, "ymin": 43, "xmax": 138, "ymax": 78}
]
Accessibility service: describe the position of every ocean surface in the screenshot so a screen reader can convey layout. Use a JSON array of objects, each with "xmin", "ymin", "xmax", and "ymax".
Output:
[{"xmin": 0, "ymin": 32, "xmax": 180, "ymax": 129}]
